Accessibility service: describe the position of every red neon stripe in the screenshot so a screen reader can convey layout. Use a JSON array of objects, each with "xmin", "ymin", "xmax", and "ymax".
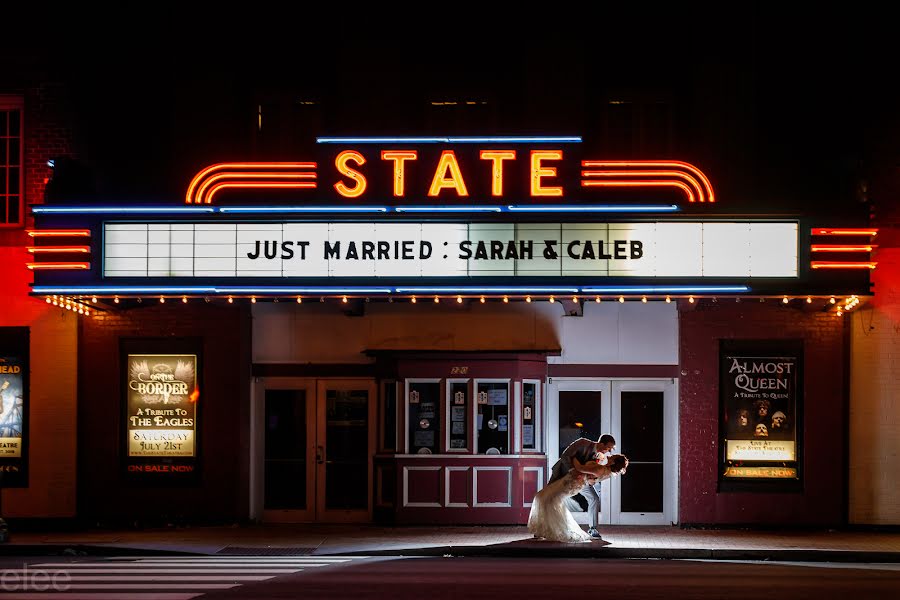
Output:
[
  {"xmin": 196, "ymin": 172, "xmax": 318, "ymax": 205},
  {"xmin": 581, "ymin": 169, "xmax": 706, "ymax": 203},
  {"xmin": 186, "ymin": 162, "xmax": 317, "ymax": 203},
  {"xmin": 810, "ymin": 245, "xmax": 876, "ymax": 252},
  {"xmin": 26, "ymin": 262, "xmax": 91, "ymax": 270},
  {"xmin": 810, "ymin": 262, "xmax": 877, "ymax": 269},
  {"xmin": 811, "ymin": 228, "xmax": 878, "ymax": 236},
  {"xmin": 205, "ymin": 181, "xmax": 318, "ymax": 204},
  {"xmin": 580, "ymin": 179, "xmax": 695, "ymax": 203},
  {"xmin": 27, "ymin": 246, "xmax": 91, "ymax": 253},
  {"xmin": 581, "ymin": 160, "xmax": 715, "ymax": 203},
  {"xmin": 26, "ymin": 230, "xmax": 91, "ymax": 237}
]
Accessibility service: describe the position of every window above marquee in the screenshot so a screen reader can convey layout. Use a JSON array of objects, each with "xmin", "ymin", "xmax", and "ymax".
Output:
[{"xmin": 0, "ymin": 96, "xmax": 24, "ymax": 228}]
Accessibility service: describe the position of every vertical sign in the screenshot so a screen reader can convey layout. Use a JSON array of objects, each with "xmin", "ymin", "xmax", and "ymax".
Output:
[
  {"xmin": 721, "ymin": 341, "xmax": 801, "ymax": 482},
  {"xmin": 126, "ymin": 353, "xmax": 198, "ymax": 477},
  {"xmin": 0, "ymin": 327, "xmax": 28, "ymax": 487}
]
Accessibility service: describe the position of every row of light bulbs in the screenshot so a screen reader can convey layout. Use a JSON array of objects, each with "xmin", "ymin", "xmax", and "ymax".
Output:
[
  {"xmin": 46, "ymin": 294, "xmax": 861, "ymax": 311},
  {"xmin": 45, "ymin": 295, "xmax": 92, "ymax": 315}
]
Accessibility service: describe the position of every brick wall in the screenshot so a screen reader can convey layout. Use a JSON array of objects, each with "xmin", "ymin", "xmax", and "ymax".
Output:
[
  {"xmin": 78, "ymin": 303, "xmax": 251, "ymax": 524},
  {"xmin": 0, "ymin": 81, "xmax": 78, "ymax": 517},
  {"xmin": 849, "ymin": 235, "xmax": 900, "ymax": 524},
  {"xmin": 679, "ymin": 301, "xmax": 845, "ymax": 526}
]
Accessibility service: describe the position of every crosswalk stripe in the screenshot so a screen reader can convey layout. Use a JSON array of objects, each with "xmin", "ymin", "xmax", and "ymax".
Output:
[
  {"xmin": 12, "ymin": 555, "xmax": 363, "ymax": 597},
  {"xmin": 108, "ymin": 555, "xmax": 359, "ymax": 560},
  {"xmin": 12, "ymin": 575, "xmax": 276, "ymax": 582},
  {"xmin": 3, "ymin": 568, "xmax": 300, "ymax": 574},
  {"xmin": 0, "ymin": 594, "xmax": 203, "ymax": 600},
  {"xmin": 35, "ymin": 561, "xmax": 333, "ymax": 568},
  {"xmin": 8, "ymin": 583, "xmax": 240, "ymax": 590}
]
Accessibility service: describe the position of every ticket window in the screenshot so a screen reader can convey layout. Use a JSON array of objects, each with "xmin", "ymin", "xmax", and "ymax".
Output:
[
  {"xmin": 406, "ymin": 379, "xmax": 441, "ymax": 454},
  {"xmin": 475, "ymin": 379, "xmax": 510, "ymax": 454}
]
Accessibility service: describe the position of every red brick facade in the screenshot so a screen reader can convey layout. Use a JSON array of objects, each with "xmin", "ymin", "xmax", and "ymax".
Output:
[
  {"xmin": 77, "ymin": 304, "xmax": 252, "ymax": 524},
  {"xmin": 679, "ymin": 301, "xmax": 846, "ymax": 526}
]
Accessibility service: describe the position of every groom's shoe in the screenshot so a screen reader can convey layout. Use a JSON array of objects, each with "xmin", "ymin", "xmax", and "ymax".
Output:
[{"xmin": 587, "ymin": 527, "xmax": 602, "ymax": 539}]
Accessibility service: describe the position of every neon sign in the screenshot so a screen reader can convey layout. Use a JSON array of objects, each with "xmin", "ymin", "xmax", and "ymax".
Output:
[{"xmin": 184, "ymin": 137, "xmax": 715, "ymax": 204}]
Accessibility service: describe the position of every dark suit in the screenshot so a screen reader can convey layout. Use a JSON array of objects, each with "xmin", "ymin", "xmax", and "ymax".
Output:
[{"xmin": 549, "ymin": 438, "xmax": 603, "ymax": 529}]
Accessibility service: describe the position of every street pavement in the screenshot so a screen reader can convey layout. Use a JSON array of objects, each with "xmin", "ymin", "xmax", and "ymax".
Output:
[{"xmin": 1, "ymin": 524, "xmax": 899, "ymax": 563}]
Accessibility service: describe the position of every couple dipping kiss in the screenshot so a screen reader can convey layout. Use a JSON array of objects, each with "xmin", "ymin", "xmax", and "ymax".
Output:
[{"xmin": 528, "ymin": 434, "xmax": 628, "ymax": 543}]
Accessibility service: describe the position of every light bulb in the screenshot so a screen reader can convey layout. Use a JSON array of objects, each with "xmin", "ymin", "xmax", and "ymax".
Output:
[
  {"xmin": 526, "ymin": 296, "xmax": 531, "ymax": 303},
  {"xmin": 689, "ymin": 296, "xmax": 695, "ymax": 304},
  {"xmin": 665, "ymin": 296, "xmax": 671, "ymax": 303},
  {"xmin": 91, "ymin": 296, "xmax": 97, "ymax": 303},
  {"xmin": 457, "ymin": 296, "xmax": 463, "ymax": 304},
  {"xmin": 342, "ymin": 295, "xmax": 348, "ymax": 303},
  {"xmin": 251, "ymin": 296, "xmax": 257, "ymax": 303},
  {"xmin": 503, "ymin": 296, "xmax": 509, "ymax": 303},
  {"xmin": 641, "ymin": 296, "xmax": 647, "ymax": 303},
  {"xmin": 182, "ymin": 296, "xmax": 188, "ymax": 303},
  {"xmin": 159, "ymin": 296, "xmax": 165, "ymax": 303},
  {"xmin": 595, "ymin": 296, "xmax": 600, "ymax": 303},
  {"xmin": 114, "ymin": 296, "xmax": 120, "ymax": 304},
  {"xmin": 297, "ymin": 296, "xmax": 302, "ymax": 303},
  {"xmin": 807, "ymin": 297, "xmax": 812, "ymax": 303},
  {"xmin": 618, "ymin": 296, "xmax": 625, "ymax": 303},
  {"xmin": 549, "ymin": 295, "xmax": 555, "ymax": 303},
  {"xmin": 830, "ymin": 297, "xmax": 836, "ymax": 304},
  {"xmin": 783, "ymin": 296, "xmax": 789, "ymax": 304},
  {"xmin": 411, "ymin": 296, "xmax": 417, "ymax": 304},
  {"xmin": 480, "ymin": 296, "xmax": 486, "ymax": 303},
  {"xmin": 228, "ymin": 296, "xmax": 233, "ymax": 304},
  {"xmin": 434, "ymin": 295, "xmax": 439, "ymax": 303}
]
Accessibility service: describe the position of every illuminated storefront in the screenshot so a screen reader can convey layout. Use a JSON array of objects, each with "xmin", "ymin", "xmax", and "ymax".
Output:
[{"xmin": 19, "ymin": 133, "xmax": 876, "ymax": 527}]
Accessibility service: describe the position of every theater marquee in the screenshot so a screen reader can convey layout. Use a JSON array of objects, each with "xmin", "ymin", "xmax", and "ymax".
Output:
[{"xmin": 103, "ymin": 221, "xmax": 798, "ymax": 279}]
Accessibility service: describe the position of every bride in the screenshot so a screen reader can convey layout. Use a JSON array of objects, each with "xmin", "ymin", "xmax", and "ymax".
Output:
[{"xmin": 528, "ymin": 454, "xmax": 628, "ymax": 542}]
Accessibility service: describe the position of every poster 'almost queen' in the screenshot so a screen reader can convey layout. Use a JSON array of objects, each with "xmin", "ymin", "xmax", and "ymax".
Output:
[
  {"xmin": 721, "ymin": 343, "xmax": 800, "ymax": 482},
  {"xmin": 127, "ymin": 354, "xmax": 198, "ymax": 458}
]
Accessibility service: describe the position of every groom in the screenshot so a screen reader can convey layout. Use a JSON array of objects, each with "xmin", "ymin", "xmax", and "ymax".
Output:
[{"xmin": 548, "ymin": 433, "xmax": 616, "ymax": 539}]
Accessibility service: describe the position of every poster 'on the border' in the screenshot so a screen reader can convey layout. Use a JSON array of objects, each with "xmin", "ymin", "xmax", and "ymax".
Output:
[{"xmin": 126, "ymin": 354, "xmax": 198, "ymax": 458}]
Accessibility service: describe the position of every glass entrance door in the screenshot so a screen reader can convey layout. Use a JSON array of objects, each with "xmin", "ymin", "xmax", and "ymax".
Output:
[
  {"xmin": 548, "ymin": 378, "xmax": 677, "ymax": 526},
  {"xmin": 257, "ymin": 378, "xmax": 375, "ymax": 523},
  {"xmin": 316, "ymin": 380, "xmax": 375, "ymax": 522}
]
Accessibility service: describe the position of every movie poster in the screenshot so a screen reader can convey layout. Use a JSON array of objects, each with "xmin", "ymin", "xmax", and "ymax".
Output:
[
  {"xmin": 126, "ymin": 354, "xmax": 198, "ymax": 458},
  {"xmin": 721, "ymin": 344, "xmax": 800, "ymax": 481},
  {"xmin": 0, "ymin": 326, "xmax": 28, "ymax": 487},
  {"xmin": 0, "ymin": 356, "xmax": 24, "ymax": 459}
]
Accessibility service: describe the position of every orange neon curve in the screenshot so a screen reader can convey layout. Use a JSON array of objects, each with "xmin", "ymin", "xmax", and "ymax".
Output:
[
  {"xmin": 26, "ymin": 230, "xmax": 91, "ymax": 237},
  {"xmin": 581, "ymin": 170, "xmax": 705, "ymax": 203},
  {"xmin": 810, "ymin": 262, "xmax": 877, "ymax": 269},
  {"xmin": 26, "ymin": 262, "xmax": 91, "ymax": 270},
  {"xmin": 185, "ymin": 162, "xmax": 317, "ymax": 204},
  {"xmin": 581, "ymin": 180, "xmax": 696, "ymax": 204},
  {"xmin": 582, "ymin": 161, "xmax": 715, "ymax": 203},
  {"xmin": 810, "ymin": 245, "xmax": 876, "ymax": 252},
  {"xmin": 27, "ymin": 246, "xmax": 91, "ymax": 253},
  {"xmin": 205, "ymin": 181, "xmax": 318, "ymax": 204},
  {"xmin": 195, "ymin": 172, "xmax": 317, "ymax": 204},
  {"xmin": 811, "ymin": 228, "xmax": 878, "ymax": 236}
]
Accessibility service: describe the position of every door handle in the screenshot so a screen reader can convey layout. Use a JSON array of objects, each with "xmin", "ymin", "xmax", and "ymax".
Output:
[{"xmin": 316, "ymin": 445, "xmax": 324, "ymax": 464}]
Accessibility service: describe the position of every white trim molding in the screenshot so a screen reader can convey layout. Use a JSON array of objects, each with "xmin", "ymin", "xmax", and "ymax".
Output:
[
  {"xmin": 473, "ymin": 466, "xmax": 512, "ymax": 508},
  {"xmin": 402, "ymin": 466, "xmax": 442, "ymax": 508},
  {"xmin": 444, "ymin": 466, "xmax": 470, "ymax": 508}
]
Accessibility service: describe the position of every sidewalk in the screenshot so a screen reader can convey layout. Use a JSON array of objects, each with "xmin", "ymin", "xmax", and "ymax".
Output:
[{"xmin": 3, "ymin": 524, "xmax": 900, "ymax": 562}]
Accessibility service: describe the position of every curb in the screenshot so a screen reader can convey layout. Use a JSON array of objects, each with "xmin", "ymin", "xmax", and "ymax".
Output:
[
  {"xmin": 0, "ymin": 544, "xmax": 202, "ymax": 557},
  {"xmin": 333, "ymin": 545, "xmax": 900, "ymax": 563}
]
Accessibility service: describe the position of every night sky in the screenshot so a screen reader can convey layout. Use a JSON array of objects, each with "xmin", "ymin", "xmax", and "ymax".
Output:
[{"xmin": 2, "ymin": 7, "xmax": 896, "ymax": 218}]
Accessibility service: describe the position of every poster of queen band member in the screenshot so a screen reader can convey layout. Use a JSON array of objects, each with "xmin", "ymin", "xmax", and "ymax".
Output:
[
  {"xmin": 126, "ymin": 354, "xmax": 198, "ymax": 470},
  {"xmin": 721, "ymin": 342, "xmax": 800, "ymax": 481}
]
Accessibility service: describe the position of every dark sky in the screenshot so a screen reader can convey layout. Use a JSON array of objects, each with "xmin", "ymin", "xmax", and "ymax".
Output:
[{"xmin": 3, "ymin": 6, "xmax": 897, "ymax": 216}]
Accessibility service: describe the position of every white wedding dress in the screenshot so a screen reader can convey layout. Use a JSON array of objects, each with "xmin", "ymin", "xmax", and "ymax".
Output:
[{"xmin": 527, "ymin": 466, "xmax": 612, "ymax": 542}]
